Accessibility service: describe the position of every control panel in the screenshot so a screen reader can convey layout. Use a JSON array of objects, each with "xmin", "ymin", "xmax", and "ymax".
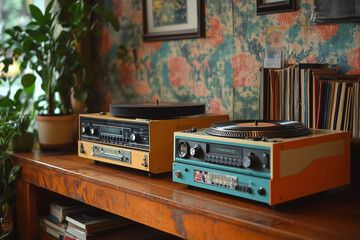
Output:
[
  {"xmin": 175, "ymin": 139, "xmax": 270, "ymax": 173},
  {"xmin": 173, "ymin": 162, "xmax": 270, "ymax": 204},
  {"xmin": 80, "ymin": 117, "xmax": 149, "ymax": 150},
  {"xmin": 91, "ymin": 144, "xmax": 131, "ymax": 163}
]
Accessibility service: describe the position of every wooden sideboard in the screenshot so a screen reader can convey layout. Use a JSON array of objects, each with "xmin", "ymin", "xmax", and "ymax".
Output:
[{"xmin": 11, "ymin": 151, "xmax": 360, "ymax": 240}]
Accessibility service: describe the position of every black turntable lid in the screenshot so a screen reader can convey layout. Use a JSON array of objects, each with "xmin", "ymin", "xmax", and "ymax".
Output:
[
  {"xmin": 110, "ymin": 102, "xmax": 205, "ymax": 119},
  {"xmin": 206, "ymin": 120, "xmax": 311, "ymax": 138}
]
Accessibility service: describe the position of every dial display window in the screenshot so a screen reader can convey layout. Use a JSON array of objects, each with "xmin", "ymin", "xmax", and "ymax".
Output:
[
  {"xmin": 208, "ymin": 144, "xmax": 242, "ymax": 157},
  {"xmin": 100, "ymin": 126, "xmax": 123, "ymax": 135}
]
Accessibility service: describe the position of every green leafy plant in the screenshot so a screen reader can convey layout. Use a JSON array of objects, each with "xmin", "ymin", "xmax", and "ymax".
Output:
[
  {"xmin": 0, "ymin": 45, "xmax": 25, "ymax": 226},
  {"xmin": 1, "ymin": 60, "xmax": 35, "ymax": 135},
  {"xmin": 1, "ymin": 37, "xmax": 35, "ymax": 121},
  {"xmin": 0, "ymin": 45, "xmax": 28, "ymax": 233},
  {"xmin": 11, "ymin": 114, "xmax": 31, "ymax": 136},
  {"xmin": 5, "ymin": 0, "xmax": 119, "ymax": 115},
  {"xmin": 0, "ymin": 122, "xmax": 21, "ymax": 239}
]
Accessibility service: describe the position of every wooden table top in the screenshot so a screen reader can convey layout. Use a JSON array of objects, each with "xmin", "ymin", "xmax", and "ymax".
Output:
[{"xmin": 11, "ymin": 151, "xmax": 360, "ymax": 240}]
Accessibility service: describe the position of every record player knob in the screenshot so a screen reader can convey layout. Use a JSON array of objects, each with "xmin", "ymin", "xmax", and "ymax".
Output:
[
  {"xmin": 130, "ymin": 133, "xmax": 138, "ymax": 142},
  {"xmin": 90, "ymin": 128, "xmax": 98, "ymax": 136},
  {"xmin": 174, "ymin": 171, "xmax": 182, "ymax": 178},
  {"xmin": 243, "ymin": 152, "xmax": 256, "ymax": 168},
  {"xmin": 190, "ymin": 145, "xmax": 202, "ymax": 158},
  {"xmin": 257, "ymin": 187, "xmax": 266, "ymax": 196},
  {"xmin": 82, "ymin": 125, "xmax": 91, "ymax": 135}
]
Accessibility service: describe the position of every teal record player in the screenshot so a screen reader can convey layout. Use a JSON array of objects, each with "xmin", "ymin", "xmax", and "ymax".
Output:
[{"xmin": 172, "ymin": 120, "xmax": 350, "ymax": 205}]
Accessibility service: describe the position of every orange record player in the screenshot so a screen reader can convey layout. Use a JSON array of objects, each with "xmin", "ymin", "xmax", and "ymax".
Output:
[{"xmin": 78, "ymin": 102, "xmax": 229, "ymax": 175}]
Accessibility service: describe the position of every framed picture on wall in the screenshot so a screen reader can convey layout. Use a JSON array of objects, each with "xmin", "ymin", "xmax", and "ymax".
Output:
[
  {"xmin": 142, "ymin": 0, "xmax": 205, "ymax": 42},
  {"xmin": 311, "ymin": 0, "xmax": 360, "ymax": 24},
  {"xmin": 256, "ymin": 0, "xmax": 297, "ymax": 15}
]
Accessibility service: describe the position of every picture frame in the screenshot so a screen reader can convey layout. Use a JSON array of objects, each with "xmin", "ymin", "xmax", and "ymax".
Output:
[
  {"xmin": 256, "ymin": 0, "xmax": 297, "ymax": 15},
  {"xmin": 311, "ymin": 0, "xmax": 360, "ymax": 24},
  {"xmin": 142, "ymin": 0, "xmax": 205, "ymax": 42}
]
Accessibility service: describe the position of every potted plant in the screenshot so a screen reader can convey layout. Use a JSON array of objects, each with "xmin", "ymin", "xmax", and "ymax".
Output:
[
  {"xmin": 1, "ymin": 41, "xmax": 36, "ymax": 152},
  {"xmin": 5, "ymin": 0, "xmax": 119, "ymax": 151},
  {"xmin": 0, "ymin": 122, "xmax": 21, "ymax": 240},
  {"xmin": 10, "ymin": 114, "xmax": 34, "ymax": 152}
]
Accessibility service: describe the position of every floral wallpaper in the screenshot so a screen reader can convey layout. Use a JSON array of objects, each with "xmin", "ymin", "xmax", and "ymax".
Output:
[{"xmin": 91, "ymin": 0, "xmax": 360, "ymax": 120}]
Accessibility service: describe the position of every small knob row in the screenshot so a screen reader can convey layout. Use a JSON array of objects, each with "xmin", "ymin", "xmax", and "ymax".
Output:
[
  {"xmin": 82, "ymin": 125, "xmax": 140, "ymax": 143},
  {"xmin": 82, "ymin": 126, "xmax": 97, "ymax": 136}
]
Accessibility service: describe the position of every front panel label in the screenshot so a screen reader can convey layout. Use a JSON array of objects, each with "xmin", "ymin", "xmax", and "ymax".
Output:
[
  {"xmin": 92, "ymin": 144, "xmax": 131, "ymax": 164},
  {"xmin": 194, "ymin": 170, "xmax": 238, "ymax": 190}
]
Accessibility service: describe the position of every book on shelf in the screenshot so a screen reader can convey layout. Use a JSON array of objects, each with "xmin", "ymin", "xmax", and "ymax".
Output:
[
  {"xmin": 65, "ymin": 225, "xmax": 87, "ymax": 240},
  {"xmin": 49, "ymin": 200, "xmax": 92, "ymax": 224},
  {"xmin": 315, "ymin": 74, "xmax": 359, "ymax": 134},
  {"xmin": 39, "ymin": 217, "xmax": 67, "ymax": 235},
  {"xmin": 297, "ymin": 63, "xmax": 331, "ymax": 123},
  {"xmin": 323, "ymin": 81, "xmax": 332, "ymax": 129},
  {"xmin": 352, "ymin": 82, "xmax": 360, "ymax": 142},
  {"xmin": 67, "ymin": 223, "xmax": 181, "ymax": 240},
  {"xmin": 38, "ymin": 217, "xmax": 77, "ymax": 240},
  {"xmin": 311, "ymin": 67, "xmax": 339, "ymax": 128},
  {"xmin": 343, "ymin": 84, "xmax": 353, "ymax": 131},
  {"xmin": 65, "ymin": 208, "xmax": 135, "ymax": 239},
  {"xmin": 259, "ymin": 68, "xmax": 268, "ymax": 120},
  {"xmin": 335, "ymin": 82, "xmax": 346, "ymax": 130},
  {"xmin": 260, "ymin": 64, "xmax": 360, "ymax": 141},
  {"xmin": 260, "ymin": 64, "xmax": 336, "ymax": 122},
  {"xmin": 38, "ymin": 220, "xmax": 60, "ymax": 239}
]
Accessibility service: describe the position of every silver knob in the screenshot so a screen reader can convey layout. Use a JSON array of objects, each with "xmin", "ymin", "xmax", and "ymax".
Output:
[
  {"xmin": 243, "ymin": 152, "xmax": 256, "ymax": 168},
  {"xmin": 190, "ymin": 145, "xmax": 202, "ymax": 158},
  {"xmin": 130, "ymin": 133, "xmax": 138, "ymax": 142},
  {"xmin": 90, "ymin": 128, "xmax": 98, "ymax": 136},
  {"xmin": 174, "ymin": 171, "xmax": 182, "ymax": 178}
]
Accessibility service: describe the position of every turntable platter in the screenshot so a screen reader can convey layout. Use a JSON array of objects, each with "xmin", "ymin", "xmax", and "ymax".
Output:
[
  {"xmin": 206, "ymin": 120, "xmax": 311, "ymax": 138},
  {"xmin": 110, "ymin": 102, "xmax": 205, "ymax": 119}
]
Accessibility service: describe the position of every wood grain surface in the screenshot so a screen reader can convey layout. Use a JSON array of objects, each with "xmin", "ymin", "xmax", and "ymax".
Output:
[{"xmin": 11, "ymin": 151, "xmax": 360, "ymax": 240}]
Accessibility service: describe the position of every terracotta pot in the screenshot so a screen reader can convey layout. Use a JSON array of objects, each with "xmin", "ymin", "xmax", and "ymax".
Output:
[{"xmin": 36, "ymin": 114, "xmax": 76, "ymax": 150}]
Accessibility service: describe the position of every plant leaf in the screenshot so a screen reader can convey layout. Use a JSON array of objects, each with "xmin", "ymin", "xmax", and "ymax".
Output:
[
  {"xmin": 13, "ymin": 89, "xmax": 22, "ymax": 103},
  {"xmin": 32, "ymin": 33, "xmax": 48, "ymax": 42},
  {"xmin": 1, "ymin": 203, "xmax": 9, "ymax": 218},
  {"xmin": 24, "ymin": 83, "xmax": 36, "ymax": 95},
  {"xmin": 8, "ymin": 165, "xmax": 21, "ymax": 184},
  {"xmin": 29, "ymin": 4, "xmax": 45, "ymax": 24},
  {"xmin": 21, "ymin": 74, "xmax": 36, "ymax": 88},
  {"xmin": 26, "ymin": 22, "xmax": 41, "ymax": 31},
  {"xmin": 4, "ymin": 29, "xmax": 15, "ymax": 38},
  {"xmin": 44, "ymin": 0, "xmax": 55, "ymax": 21},
  {"xmin": 0, "ymin": 97, "xmax": 14, "ymax": 108}
]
